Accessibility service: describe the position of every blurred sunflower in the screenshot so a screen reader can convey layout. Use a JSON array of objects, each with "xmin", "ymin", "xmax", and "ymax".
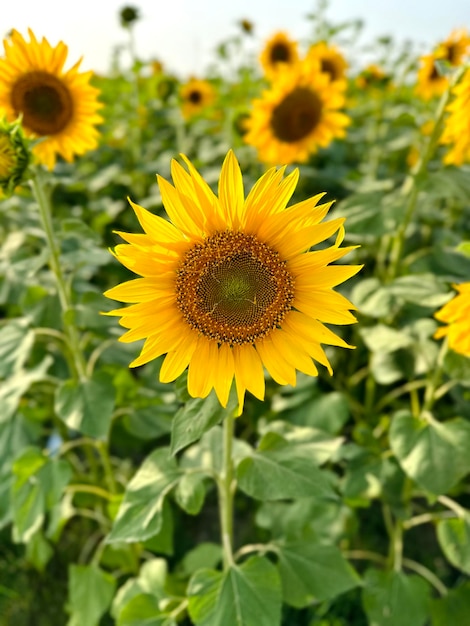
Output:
[
  {"xmin": 415, "ymin": 29, "xmax": 470, "ymax": 100},
  {"xmin": 244, "ymin": 56, "xmax": 350, "ymax": 165},
  {"xmin": 440, "ymin": 68, "xmax": 470, "ymax": 165},
  {"xmin": 180, "ymin": 77, "xmax": 216, "ymax": 120},
  {"xmin": 355, "ymin": 64, "xmax": 391, "ymax": 90},
  {"xmin": 306, "ymin": 42, "xmax": 348, "ymax": 83},
  {"xmin": 259, "ymin": 31, "xmax": 299, "ymax": 80},
  {"xmin": 0, "ymin": 29, "xmax": 103, "ymax": 170},
  {"xmin": 104, "ymin": 150, "xmax": 361, "ymax": 414},
  {"xmin": 434, "ymin": 282, "xmax": 470, "ymax": 357}
]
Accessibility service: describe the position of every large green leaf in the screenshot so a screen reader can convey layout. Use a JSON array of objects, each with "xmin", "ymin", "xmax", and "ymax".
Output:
[
  {"xmin": 362, "ymin": 569, "xmax": 431, "ymax": 626},
  {"xmin": 389, "ymin": 411, "xmax": 470, "ymax": 494},
  {"xmin": 11, "ymin": 446, "xmax": 72, "ymax": 542},
  {"xmin": 188, "ymin": 555, "xmax": 281, "ymax": 626},
  {"xmin": 0, "ymin": 319, "xmax": 34, "ymax": 378},
  {"xmin": 276, "ymin": 540, "xmax": 360, "ymax": 607},
  {"xmin": 107, "ymin": 448, "xmax": 181, "ymax": 543},
  {"xmin": 112, "ymin": 558, "xmax": 168, "ymax": 621},
  {"xmin": 0, "ymin": 356, "xmax": 52, "ymax": 423},
  {"xmin": 436, "ymin": 514, "xmax": 470, "ymax": 574},
  {"xmin": 66, "ymin": 564, "xmax": 116, "ymax": 626},
  {"xmin": 170, "ymin": 391, "xmax": 237, "ymax": 456},
  {"xmin": 431, "ymin": 581, "xmax": 470, "ymax": 626},
  {"xmin": 237, "ymin": 432, "xmax": 336, "ymax": 501},
  {"xmin": 55, "ymin": 371, "xmax": 116, "ymax": 439}
]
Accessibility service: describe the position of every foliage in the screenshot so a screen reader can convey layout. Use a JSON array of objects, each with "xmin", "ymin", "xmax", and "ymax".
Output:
[{"xmin": 1, "ymin": 2, "xmax": 470, "ymax": 625}]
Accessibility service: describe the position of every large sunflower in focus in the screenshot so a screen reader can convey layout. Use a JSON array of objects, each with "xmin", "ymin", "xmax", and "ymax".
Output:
[
  {"xmin": 259, "ymin": 31, "xmax": 299, "ymax": 80},
  {"xmin": 0, "ymin": 29, "xmax": 102, "ymax": 170},
  {"xmin": 415, "ymin": 29, "xmax": 470, "ymax": 100},
  {"xmin": 440, "ymin": 68, "xmax": 470, "ymax": 165},
  {"xmin": 244, "ymin": 57, "xmax": 350, "ymax": 165},
  {"xmin": 306, "ymin": 42, "xmax": 348, "ymax": 83},
  {"xmin": 104, "ymin": 150, "xmax": 361, "ymax": 414},
  {"xmin": 180, "ymin": 78, "xmax": 216, "ymax": 120},
  {"xmin": 434, "ymin": 282, "xmax": 470, "ymax": 357}
]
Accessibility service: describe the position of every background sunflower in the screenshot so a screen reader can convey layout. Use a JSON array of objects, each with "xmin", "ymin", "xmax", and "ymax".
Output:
[{"xmin": 0, "ymin": 29, "xmax": 102, "ymax": 169}]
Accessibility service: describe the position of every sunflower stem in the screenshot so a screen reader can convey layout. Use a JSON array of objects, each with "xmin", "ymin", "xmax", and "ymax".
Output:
[
  {"xmin": 386, "ymin": 68, "xmax": 463, "ymax": 281},
  {"xmin": 31, "ymin": 167, "xmax": 87, "ymax": 381},
  {"xmin": 218, "ymin": 409, "xmax": 235, "ymax": 571}
]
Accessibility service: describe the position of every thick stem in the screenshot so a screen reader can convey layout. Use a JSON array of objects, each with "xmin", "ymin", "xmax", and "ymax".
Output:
[
  {"xmin": 387, "ymin": 69, "xmax": 464, "ymax": 281},
  {"xmin": 218, "ymin": 411, "xmax": 235, "ymax": 570},
  {"xmin": 31, "ymin": 168, "xmax": 87, "ymax": 381}
]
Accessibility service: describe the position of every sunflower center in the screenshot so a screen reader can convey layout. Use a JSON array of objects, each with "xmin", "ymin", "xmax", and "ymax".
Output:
[
  {"xmin": 270, "ymin": 87, "xmax": 322, "ymax": 143},
  {"xmin": 321, "ymin": 59, "xmax": 339, "ymax": 81},
  {"xmin": 11, "ymin": 71, "xmax": 73, "ymax": 136},
  {"xmin": 175, "ymin": 231, "xmax": 295, "ymax": 345},
  {"xmin": 188, "ymin": 90, "xmax": 202, "ymax": 104},
  {"xmin": 271, "ymin": 43, "xmax": 290, "ymax": 62}
]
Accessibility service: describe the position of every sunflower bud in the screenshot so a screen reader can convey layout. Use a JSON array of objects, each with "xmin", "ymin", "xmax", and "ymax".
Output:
[
  {"xmin": 0, "ymin": 117, "xmax": 31, "ymax": 196},
  {"xmin": 119, "ymin": 5, "xmax": 140, "ymax": 28}
]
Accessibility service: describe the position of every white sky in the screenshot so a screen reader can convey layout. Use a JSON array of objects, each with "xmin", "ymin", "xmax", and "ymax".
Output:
[{"xmin": 4, "ymin": 0, "xmax": 470, "ymax": 77}]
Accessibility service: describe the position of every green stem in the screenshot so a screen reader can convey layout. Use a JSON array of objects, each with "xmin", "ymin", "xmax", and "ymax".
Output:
[
  {"xmin": 422, "ymin": 337, "xmax": 448, "ymax": 413},
  {"xmin": 218, "ymin": 411, "xmax": 235, "ymax": 570},
  {"xmin": 387, "ymin": 69, "xmax": 463, "ymax": 281},
  {"xmin": 31, "ymin": 168, "xmax": 87, "ymax": 381}
]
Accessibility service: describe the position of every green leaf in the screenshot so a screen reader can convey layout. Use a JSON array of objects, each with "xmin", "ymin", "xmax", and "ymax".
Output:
[
  {"xmin": 188, "ymin": 555, "xmax": 281, "ymax": 626},
  {"xmin": 362, "ymin": 569, "xmax": 431, "ymax": 626},
  {"xmin": 11, "ymin": 446, "xmax": 72, "ymax": 542},
  {"xmin": 389, "ymin": 411, "xmax": 470, "ymax": 494},
  {"xmin": 437, "ymin": 514, "xmax": 470, "ymax": 574},
  {"xmin": 118, "ymin": 595, "xmax": 176, "ymax": 626},
  {"xmin": 237, "ymin": 432, "xmax": 336, "ymax": 501},
  {"xmin": 66, "ymin": 564, "xmax": 116, "ymax": 626},
  {"xmin": 107, "ymin": 448, "xmax": 181, "ymax": 543},
  {"xmin": 276, "ymin": 541, "xmax": 360, "ymax": 607},
  {"xmin": 0, "ymin": 319, "xmax": 34, "ymax": 378},
  {"xmin": 173, "ymin": 472, "xmax": 205, "ymax": 515},
  {"xmin": 170, "ymin": 391, "xmax": 236, "ymax": 456},
  {"xmin": 0, "ymin": 356, "xmax": 52, "ymax": 423},
  {"xmin": 359, "ymin": 323, "xmax": 413, "ymax": 354},
  {"xmin": 143, "ymin": 499, "xmax": 174, "ymax": 556},
  {"xmin": 112, "ymin": 558, "xmax": 168, "ymax": 621},
  {"xmin": 351, "ymin": 277, "xmax": 395, "ymax": 319},
  {"xmin": 179, "ymin": 543, "xmax": 223, "ymax": 576},
  {"xmin": 25, "ymin": 529, "xmax": 53, "ymax": 572},
  {"xmin": 431, "ymin": 581, "xmax": 470, "ymax": 626},
  {"xmin": 55, "ymin": 371, "xmax": 116, "ymax": 439},
  {"xmin": 388, "ymin": 274, "xmax": 451, "ymax": 308}
]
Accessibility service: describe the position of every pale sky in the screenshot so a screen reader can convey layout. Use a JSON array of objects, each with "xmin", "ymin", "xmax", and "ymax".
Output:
[{"xmin": 4, "ymin": 0, "xmax": 470, "ymax": 77}]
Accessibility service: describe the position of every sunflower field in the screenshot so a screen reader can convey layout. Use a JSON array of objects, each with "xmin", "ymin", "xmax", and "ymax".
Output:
[{"xmin": 2, "ymin": 2, "xmax": 470, "ymax": 624}]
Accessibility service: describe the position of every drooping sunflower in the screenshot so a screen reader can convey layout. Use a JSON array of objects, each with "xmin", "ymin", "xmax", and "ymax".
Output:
[
  {"xmin": 306, "ymin": 42, "xmax": 348, "ymax": 83},
  {"xmin": 104, "ymin": 150, "xmax": 361, "ymax": 414},
  {"xmin": 180, "ymin": 78, "xmax": 216, "ymax": 120},
  {"xmin": 0, "ymin": 29, "xmax": 103, "ymax": 170},
  {"xmin": 244, "ymin": 56, "xmax": 350, "ymax": 165},
  {"xmin": 259, "ymin": 31, "xmax": 299, "ymax": 80},
  {"xmin": 434, "ymin": 282, "xmax": 470, "ymax": 357},
  {"xmin": 440, "ymin": 68, "xmax": 470, "ymax": 166},
  {"xmin": 415, "ymin": 29, "xmax": 470, "ymax": 100}
]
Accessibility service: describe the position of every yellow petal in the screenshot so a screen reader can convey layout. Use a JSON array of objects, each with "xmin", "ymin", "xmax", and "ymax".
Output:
[
  {"xmin": 218, "ymin": 149, "xmax": 244, "ymax": 227},
  {"xmin": 160, "ymin": 336, "xmax": 198, "ymax": 383},
  {"xmin": 256, "ymin": 336, "xmax": 297, "ymax": 386},
  {"xmin": 187, "ymin": 337, "xmax": 217, "ymax": 399},
  {"xmin": 233, "ymin": 344, "xmax": 266, "ymax": 414},
  {"xmin": 213, "ymin": 343, "xmax": 235, "ymax": 408}
]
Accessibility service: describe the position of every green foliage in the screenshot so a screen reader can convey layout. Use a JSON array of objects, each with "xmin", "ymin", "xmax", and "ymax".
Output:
[{"xmin": 2, "ymin": 2, "xmax": 470, "ymax": 624}]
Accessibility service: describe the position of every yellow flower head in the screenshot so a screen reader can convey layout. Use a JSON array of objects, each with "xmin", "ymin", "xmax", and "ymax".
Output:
[
  {"xmin": 244, "ymin": 56, "xmax": 350, "ymax": 165},
  {"xmin": 355, "ymin": 64, "xmax": 391, "ymax": 91},
  {"xmin": 104, "ymin": 151, "xmax": 361, "ymax": 414},
  {"xmin": 259, "ymin": 31, "xmax": 299, "ymax": 80},
  {"xmin": 306, "ymin": 42, "xmax": 348, "ymax": 83},
  {"xmin": 180, "ymin": 78, "xmax": 216, "ymax": 120},
  {"xmin": 434, "ymin": 282, "xmax": 470, "ymax": 357},
  {"xmin": 415, "ymin": 29, "xmax": 470, "ymax": 100},
  {"xmin": 440, "ymin": 68, "xmax": 470, "ymax": 166},
  {"xmin": 0, "ymin": 29, "xmax": 103, "ymax": 170}
]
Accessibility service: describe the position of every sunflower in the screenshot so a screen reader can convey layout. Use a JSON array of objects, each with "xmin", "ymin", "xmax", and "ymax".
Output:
[
  {"xmin": 306, "ymin": 42, "xmax": 348, "ymax": 83},
  {"xmin": 244, "ymin": 56, "xmax": 350, "ymax": 165},
  {"xmin": 415, "ymin": 29, "xmax": 470, "ymax": 100},
  {"xmin": 440, "ymin": 68, "xmax": 470, "ymax": 165},
  {"xmin": 180, "ymin": 77, "xmax": 216, "ymax": 120},
  {"xmin": 434, "ymin": 282, "xmax": 470, "ymax": 357},
  {"xmin": 0, "ymin": 116, "xmax": 30, "ymax": 195},
  {"xmin": 259, "ymin": 31, "xmax": 299, "ymax": 80},
  {"xmin": 104, "ymin": 150, "xmax": 361, "ymax": 414},
  {"xmin": 355, "ymin": 64, "xmax": 391, "ymax": 91},
  {"xmin": 0, "ymin": 29, "xmax": 102, "ymax": 170}
]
